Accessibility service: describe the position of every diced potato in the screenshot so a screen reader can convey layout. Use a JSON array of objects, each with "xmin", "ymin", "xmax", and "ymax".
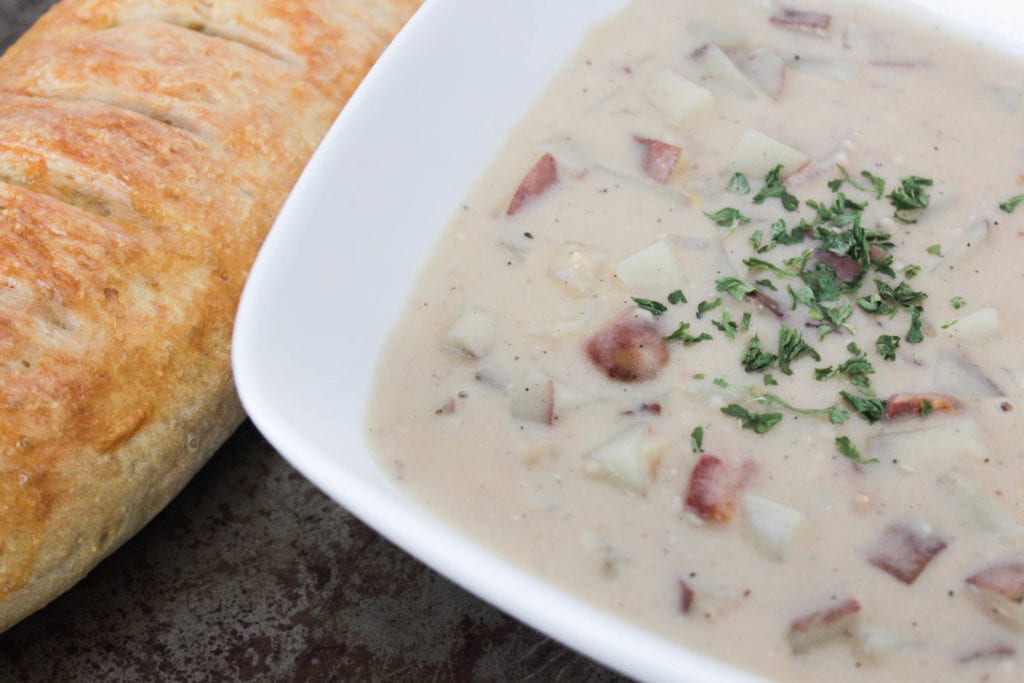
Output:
[
  {"xmin": 934, "ymin": 349, "xmax": 1004, "ymax": 397},
  {"xmin": 615, "ymin": 240, "xmax": 687, "ymax": 297},
  {"xmin": 549, "ymin": 242, "xmax": 607, "ymax": 295},
  {"xmin": 867, "ymin": 419, "xmax": 987, "ymax": 465},
  {"xmin": 742, "ymin": 494, "xmax": 804, "ymax": 561},
  {"xmin": 508, "ymin": 369, "xmax": 554, "ymax": 424},
  {"xmin": 538, "ymin": 137, "xmax": 590, "ymax": 179},
  {"xmin": 643, "ymin": 66, "xmax": 715, "ymax": 126},
  {"xmin": 552, "ymin": 379, "xmax": 594, "ymax": 415},
  {"xmin": 738, "ymin": 46, "xmax": 786, "ymax": 99},
  {"xmin": 966, "ymin": 561, "xmax": 1024, "ymax": 628},
  {"xmin": 852, "ymin": 625, "xmax": 907, "ymax": 662},
  {"xmin": 788, "ymin": 599, "xmax": 861, "ymax": 654},
  {"xmin": 1008, "ymin": 368, "xmax": 1024, "ymax": 393},
  {"xmin": 443, "ymin": 306, "xmax": 497, "ymax": 359},
  {"xmin": 938, "ymin": 471, "xmax": 1020, "ymax": 540},
  {"xmin": 947, "ymin": 308, "xmax": 1001, "ymax": 344},
  {"xmin": 725, "ymin": 128, "xmax": 810, "ymax": 178},
  {"xmin": 692, "ymin": 43, "xmax": 759, "ymax": 98},
  {"xmin": 787, "ymin": 56, "xmax": 861, "ymax": 83},
  {"xmin": 938, "ymin": 218, "xmax": 989, "ymax": 265},
  {"xmin": 584, "ymin": 423, "xmax": 666, "ymax": 494}
]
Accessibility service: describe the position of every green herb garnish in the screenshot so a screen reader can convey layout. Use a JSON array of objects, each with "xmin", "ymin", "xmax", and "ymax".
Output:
[
  {"xmin": 835, "ymin": 436, "xmax": 878, "ymax": 464},
  {"xmin": 728, "ymin": 173, "xmax": 751, "ymax": 195},
  {"xmin": 691, "ymin": 426, "xmax": 705, "ymax": 453},
  {"xmin": 716, "ymin": 276, "xmax": 755, "ymax": 300},
  {"xmin": 721, "ymin": 404, "xmax": 784, "ymax": 434},
  {"xmin": 696, "ymin": 298, "xmax": 722, "ymax": 317},
  {"xmin": 999, "ymin": 194, "xmax": 1024, "ymax": 214},
  {"xmin": 741, "ymin": 335, "xmax": 777, "ymax": 373},
  {"xmin": 777, "ymin": 325, "xmax": 821, "ymax": 375},
  {"xmin": 632, "ymin": 297, "xmax": 667, "ymax": 316},
  {"xmin": 875, "ymin": 334, "xmax": 900, "ymax": 361},
  {"xmin": 704, "ymin": 207, "xmax": 752, "ymax": 228},
  {"xmin": 753, "ymin": 165, "xmax": 800, "ymax": 211},
  {"xmin": 665, "ymin": 322, "xmax": 713, "ymax": 345},
  {"xmin": 841, "ymin": 391, "xmax": 887, "ymax": 423}
]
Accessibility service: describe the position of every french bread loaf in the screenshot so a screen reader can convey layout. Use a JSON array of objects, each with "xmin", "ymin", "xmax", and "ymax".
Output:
[{"xmin": 0, "ymin": 0, "xmax": 421, "ymax": 632}]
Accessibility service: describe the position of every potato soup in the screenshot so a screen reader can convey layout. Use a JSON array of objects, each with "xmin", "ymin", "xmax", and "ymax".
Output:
[{"xmin": 367, "ymin": 1, "xmax": 1024, "ymax": 679}]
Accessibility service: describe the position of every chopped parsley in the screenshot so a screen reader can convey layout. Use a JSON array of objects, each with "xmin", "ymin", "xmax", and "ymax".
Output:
[
  {"xmin": 696, "ymin": 298, "xmax": 722, "ymax": 317},
  {"xmin": 841, "ymin": 391, "xmax": 886, "ymax": 424},
  {"xmin": 721, "ymin": 404, "xmax": 784, "ymax": 434},
  {"xmin": 861, "ymin": 170, "xmax": 886, "ymax": 199},
  {"xmin": 921, "ymin": 398, "xmax": 934, "ymax": 417},
  {"xmin": 777, "ymin": 325, "xmax": 821, "ymax": 375},
  {"xmin": 632, "ymin": 297, "xmax": 667, "ymax": 316},
  {"xmin": 704, "ymin": 207, "xmax": 752, "ymax": 228},
  {"xmin": 875, "ymin": 334, "xmax": 901, "ymax": 361},
  {"xmin": 744, "ymin": 250, "xmax": 812, "ymax": 279},
  {"xmin": 668, "ymin": 289, "xmax": 688, "ymax": 305},
  {"xmin": 665, "ymin": 322, "xmax": 713, "ymax": 345},
  {"xmin": 759, "ymin": 392, "xmax": 849, "ymax": 424},
  {"xmin": 951, "ymin": 296, "xmax": 966, "ymax": 309},
  {"xmin": 835, "ymin": 436, "xmax": 878, "ymax": 464},
  {"xmin": 741, "ymin": 335, "xmax": 777, "ymax": 373},
  {"xmin": 716, "ymin": 276, "xmax": 755, "ymax": 300},
  {"xmin": 888, "ymin": 175, "xmax": 933, "ymax": 222},
  {"xmin": 728, "ymin": 173, "xmax": 751, "ymax": 194},
  {"xmin": 814, "ymin": 342, "xmax": 875, "ymax": 394},
  {"xmin": 999, "ymin": 194, "xmax": 1024, "ymax": 214},
  {"xmin": 752, "ymin": 165, "xmax": 800, "ymax": 211},
  {"xmin": 713, "ymin": 310, "xmax": 739, "ymax": 340},
  {"xmin": 926, "ymin": 243, "xmax": 942, "ymax": 256},
  {"xmin": 691, "ymin": 426, "xmax": 705, "ymax": 453}
]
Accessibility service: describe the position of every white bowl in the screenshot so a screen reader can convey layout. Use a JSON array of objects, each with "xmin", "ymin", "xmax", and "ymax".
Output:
[{"xmin": 232, "ymin": 1, "xmax": 1024, "ymax": 680}]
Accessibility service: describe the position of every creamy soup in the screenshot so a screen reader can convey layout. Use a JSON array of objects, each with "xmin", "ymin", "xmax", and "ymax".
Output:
[{"xmin": 366, "ymin": 1, "xmax": 1024, "ymax": 679}]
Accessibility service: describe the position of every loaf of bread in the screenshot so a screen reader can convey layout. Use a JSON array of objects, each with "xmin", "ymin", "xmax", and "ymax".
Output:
[{"xmin": 0, "ymin": 0, "xmax": 421, "ymax": 631}]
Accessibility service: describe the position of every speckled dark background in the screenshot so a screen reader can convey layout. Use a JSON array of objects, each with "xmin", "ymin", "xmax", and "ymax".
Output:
[{"xmin": 0, "ymin": 3, "xmax": 626, "ymax": 680}]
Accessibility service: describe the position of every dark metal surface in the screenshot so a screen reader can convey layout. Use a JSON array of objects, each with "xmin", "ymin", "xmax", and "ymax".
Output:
[{"xmin": 0, "ymin": 4, "xmax": 625, "ymax": 681}]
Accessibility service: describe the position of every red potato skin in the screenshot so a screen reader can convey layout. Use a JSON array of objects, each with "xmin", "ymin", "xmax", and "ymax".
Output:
[
  {"xmin": 884, "ymin": 393, "xmax": 958, "ymax": 420},
  {"xmin": 507, "ymin": 153, "xmax": 558, "ymax": 215},
  {"xmin": 585, "ymin": 317, "xmax": 669, "ymax": 382},
  {"xmin": 867, "ymin": 523, "xmax": 947, "ymax": 585},
  {"xmin": 788, "ymin": 598, "xmax": 860, "ymax": 653},
  {"xmin": 771, "ymin": 8, "xmax": 831, "ymax": 32},
  {"xmin": 685, "ymin": 454, "xmax": 740, "ymax": 523},
  {"xmin": 966, "ymin": 561, "xmax": 1024, "ymax": 603},
  {"xmin": 678, "ymin": 579, "xmax": 695, "ymax": 614},
  {"xmin": 635, "ymin": 136, "xmax": 681, "ymax": 184},
  {"xmin": 815, "ymin": 250, "xmax": 862, "ymax": 283}
]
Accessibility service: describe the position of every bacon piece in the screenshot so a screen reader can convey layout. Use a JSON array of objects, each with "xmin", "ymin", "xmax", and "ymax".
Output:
[
  {"xmin": 634, "ymin": 136, "xmax": 682, "ymax": 184},
  {"xmin": 867, "ymin": 523, "xmax": 947, "ymax": 584},
  {"xmin": 585, "ymin": 317, "xmax": 669, "ymax": 382},
  {"xmin": 771, "ymin": 8, "xmax": 832, "ymax": 34},
  {"xmin": 685, "ymin": 454, "xmax": 743, "ymax": 523},
  {"xmin": 884, "ymin": 393, "xmax": 958, "ymax": 420},
  {"xmin": 507, "ymin": 153, "xmax": 557, "ymax": 215},
  {"xmin": 788, "ymin": 599, "xmax": 861, "ymax": 654},
  {"xmin": 678, "ymin": 578, "xmax": 696, "ymax": 614}
]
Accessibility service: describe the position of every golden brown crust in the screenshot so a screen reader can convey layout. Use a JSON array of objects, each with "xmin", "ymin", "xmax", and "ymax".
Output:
[{"xmin": 0, "ymin": 0, "xmax": 421, "ymax": 631}]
